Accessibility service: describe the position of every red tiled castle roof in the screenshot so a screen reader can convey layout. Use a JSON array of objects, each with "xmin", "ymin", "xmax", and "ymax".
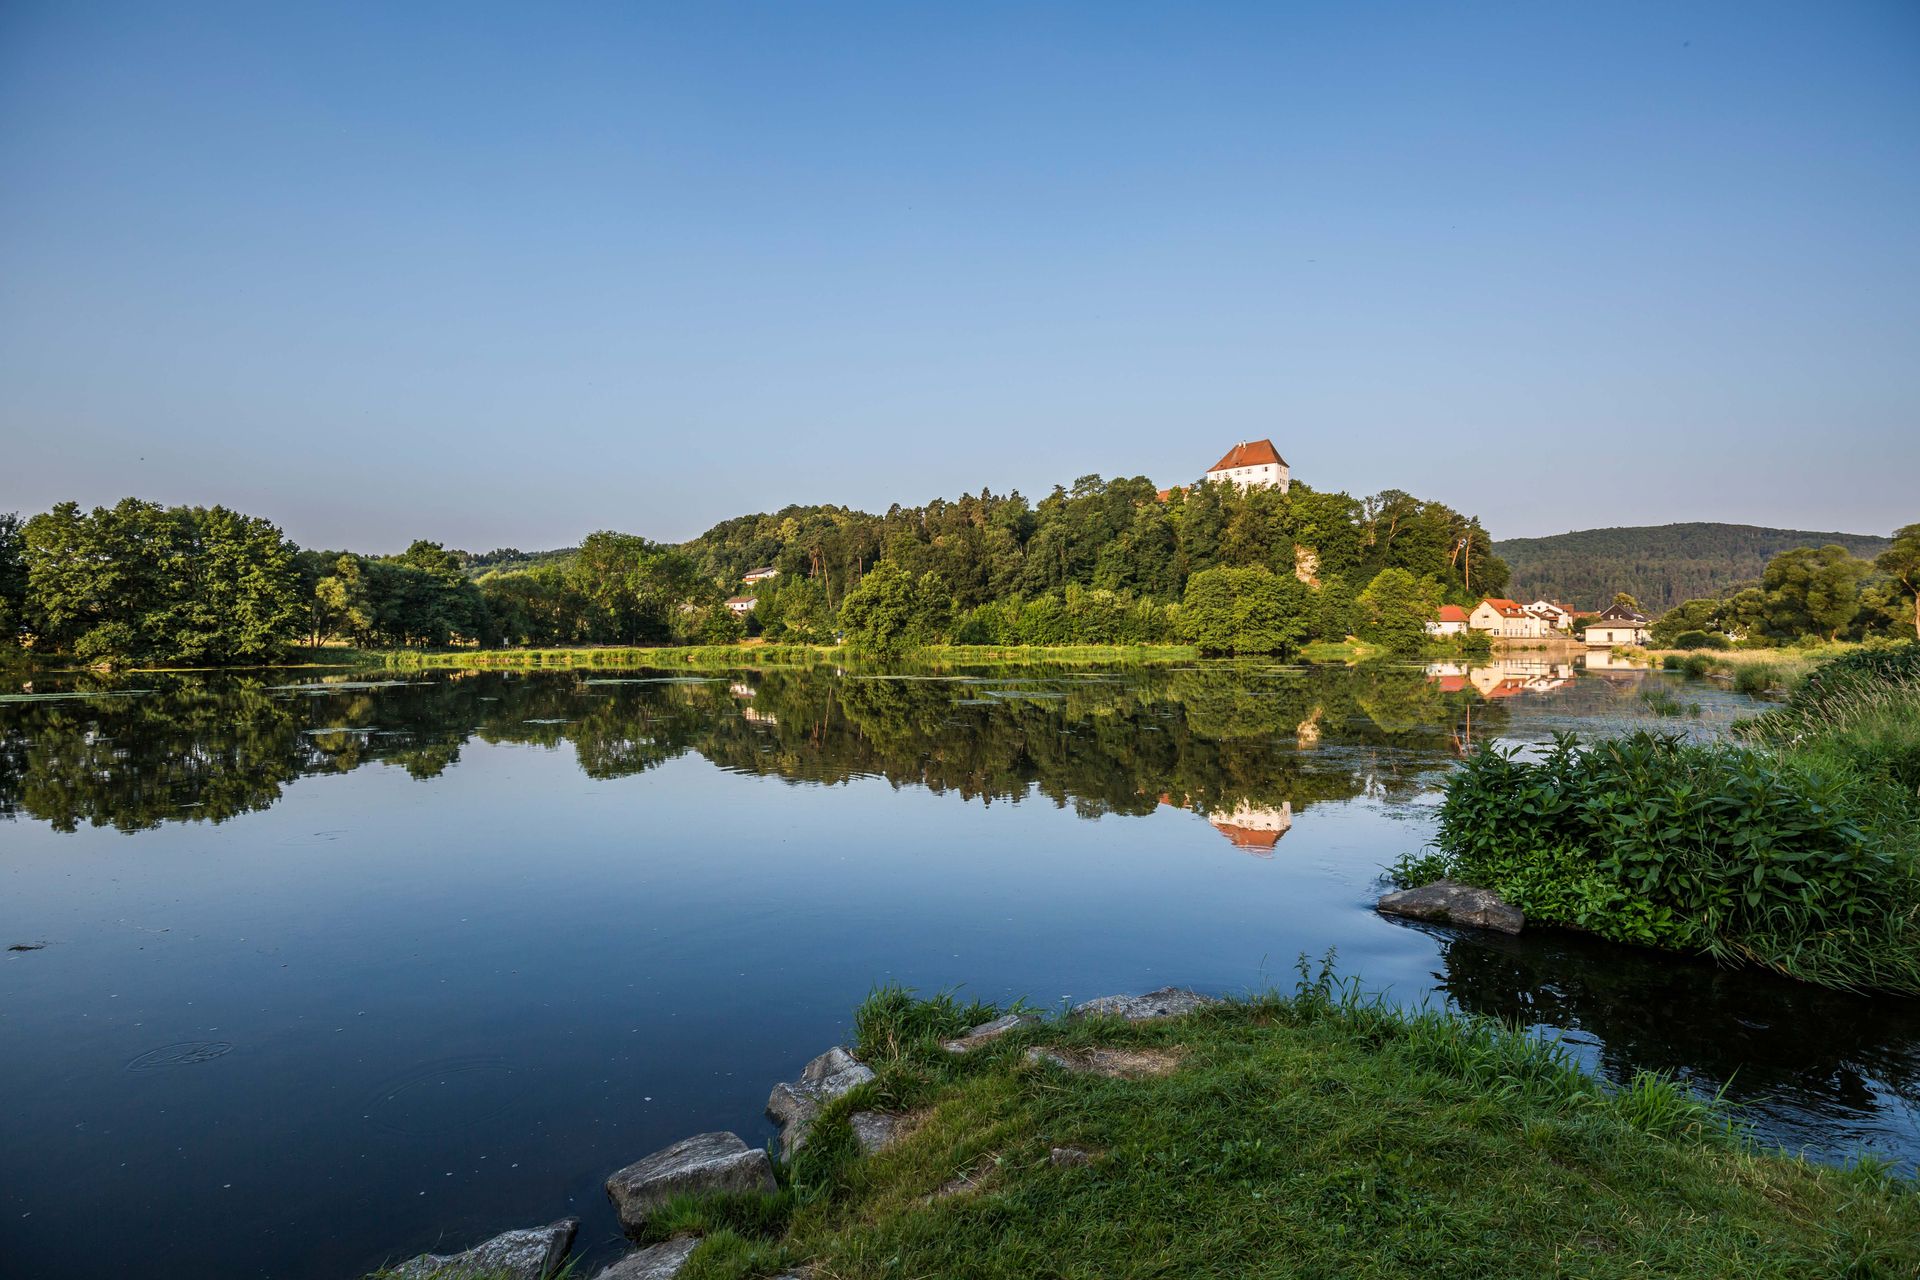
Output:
[{"xmin": 1208, "ymin": 439, "xmax": 1286, "ymax": 472}]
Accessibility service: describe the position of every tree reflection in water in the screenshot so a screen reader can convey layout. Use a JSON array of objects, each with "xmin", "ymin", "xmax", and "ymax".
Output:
[{"xmin": 1, "ymin": 662, "xmax": 1488, "ymax": 835}]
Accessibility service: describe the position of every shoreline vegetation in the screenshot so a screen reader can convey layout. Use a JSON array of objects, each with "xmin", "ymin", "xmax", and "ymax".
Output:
[
  {"xmin": 373, "ymin": 975, "xmax": 1920, "ymax": 1279},
  {"xmin": 1396, "ymin": 644, "xmax": 1920, "ymax": 994}
]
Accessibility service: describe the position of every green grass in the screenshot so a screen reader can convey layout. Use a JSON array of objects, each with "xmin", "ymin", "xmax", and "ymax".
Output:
[
  {"xmin": 1301, "ymin": 638, "xmax": 1386, "ymax": 663},
  {"xmin": 639, "ymin": 978, "xmax": 1919, "ymax": 1280},
  {"xmin": 1738, "ymin": 645, "xmax": 1920, "ymax": 798},
  {"xmin": 1638, "ymin": 686, "xmax": 1702, "ymax": 717}
]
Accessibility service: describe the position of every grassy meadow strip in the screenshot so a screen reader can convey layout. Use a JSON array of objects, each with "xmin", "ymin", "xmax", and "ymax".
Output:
[
  {"xmin": 616, "ymin": 975, "xmax": 1918, "ymax": 1280},
  {"xmin": 364, "ymin": 642, "xmax": 1207, "ymax": 671}
]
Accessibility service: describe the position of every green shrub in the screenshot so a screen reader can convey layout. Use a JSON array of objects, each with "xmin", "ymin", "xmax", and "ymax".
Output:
[
  {"xmin": 1672, "ymin": 630, "xmax": 1732, "ymax": 651},
  {"xmin": 1416, "ymin": 732, "xmax": 1920, "ymax": 991},
  {"xmin": 1732, "ymin": 663, "xmax": 1782, "ymax": 696}
]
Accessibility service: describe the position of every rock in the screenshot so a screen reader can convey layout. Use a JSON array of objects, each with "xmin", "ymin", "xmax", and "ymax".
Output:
[
  {"xmin": 1050, "ymin": 1146, "xmax": 1092, "ymax": 1167},
  {"xmin": 592, "ymin": 1236, "xmax": 700, "ymax": 1280},
  {"xmin": 849, "ymin": 1110, "xmax": 906, "ymax": 1154},
  {"xmin": 1024, "ymin": 1045, "xmax": 1184, "ymax": 1079},
  {"xmin": 940, "ymin": 1012, "xmax": 1041, "ymax": 1054},
  {"xmin": 765, "ymin": 1046, "xmax": 875, "ymax": 1157},
  {"xmin": 1376, "ymin": 880, "xmax": 1523, "ymax": 934},
  {"xmin": 605, "ymin": 1133, "xmax": 776, "ymax": 1237},
  {"xmin": 384, "ymin": 1218, "xmax": 577, "ymax": 1280},
  {"xmin": 1068, "ymin": 987, "xmax": 1218, "ymax": 1022}
]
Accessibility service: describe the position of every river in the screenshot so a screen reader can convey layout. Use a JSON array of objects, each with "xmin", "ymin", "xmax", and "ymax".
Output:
[{"xmin": 2, "ymin": 657, "xmax": 1915, "ymax": 1278}]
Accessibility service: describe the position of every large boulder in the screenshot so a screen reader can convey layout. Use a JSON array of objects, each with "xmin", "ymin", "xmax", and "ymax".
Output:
[
  {"xmin": 592, "ymin": 1237, "xmax": 699, "ymax": 1279},
  {"xmin": 765, "ymin": 1046, "xmax": 874, "ymax": 1157},
  {"xmin": 1069, "ymin": 987, "xmax": 1218, "ymax": 1022},
  {"xmin": 1376, "ymin": 880, "xmax": 1523, "ymax": 934},
  {"xmin": 940, "ymin": 1012, "xmax": 1041, "ymax": 1054},
  {"xmin": 382, "ymin": 1219, "xmax": 577, "ymax": 1280},
  {"xmin": 605, "ymin": 1133, "xmax": 776, "ymax": 1237}
]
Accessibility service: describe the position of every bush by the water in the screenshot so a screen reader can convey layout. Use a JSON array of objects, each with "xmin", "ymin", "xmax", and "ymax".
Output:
[
  {"xmin": 1671, "ymin": 629, "xmax": 1733, "ymax": 650},
  {"xmin": 1405, "ymin": 731, "xmax": 1920, "ymax": 993}
]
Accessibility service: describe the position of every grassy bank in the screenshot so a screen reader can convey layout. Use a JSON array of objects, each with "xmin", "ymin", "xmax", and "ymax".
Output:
[
  {"xmin": 367, "ymin": 642, "xmax": 1201, "ymax": 670},
  {"xmin": 1649, "ymin": 642, "xmax": 1875, "ymax": 697},
  {"xmin": 628, "ymin": 979, "xmax": 1918, "ymax": 1279},
  {"xmin": 1400, "ymin": 645, "xmax": 1920, "ymax": 993}
]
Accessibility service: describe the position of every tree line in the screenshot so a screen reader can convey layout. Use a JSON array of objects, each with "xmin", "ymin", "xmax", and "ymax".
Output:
[
  {"xmin": 1647, "ymin": 526, "xmax": 1920, "ymax": 648},
  {"xmin": 0, "ymin": 475, "xmax": 1509, "ymax": 664}
]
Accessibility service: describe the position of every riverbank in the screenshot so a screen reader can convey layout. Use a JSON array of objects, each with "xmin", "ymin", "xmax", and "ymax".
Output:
[
  {"xmin": 1398, "ymin": 644, "xmax": 1920, "ymax": 994},
  {"xmin": 377, "ymin": 979, "xmax": 1920, "ymax": 1278}
]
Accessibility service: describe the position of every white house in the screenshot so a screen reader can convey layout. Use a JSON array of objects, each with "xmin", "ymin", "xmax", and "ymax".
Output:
[
  {"xmin": 743, "ymin": 566, "xmax": 779, "ymax": 585},
  {"xmin": 1525, "ymin": 600, "xmax": 1575, "ymax": 631},
  {"xmin": 1584, "ymin": 602, "xmax": 1651, "ymax": 648},
  {"xmin": 1205, "ymin": 439, "xmax": 1290, "ymax": 493},
  {"xmin": 1425, "ymin": 604, "xmax": 1470, "ymax": 637},
  {"xmin": 1468, "ymin": 598, "xmax": 1553, "ymax": 639},
  {"xmin": 724, "ymin": 595, "xmax": 756, "ymax": 616}
]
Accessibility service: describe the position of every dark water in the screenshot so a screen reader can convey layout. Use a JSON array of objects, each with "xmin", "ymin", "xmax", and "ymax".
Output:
[{"xmin": 2, "ymin": 658, "xmax": 1916, "ymax": 1279}]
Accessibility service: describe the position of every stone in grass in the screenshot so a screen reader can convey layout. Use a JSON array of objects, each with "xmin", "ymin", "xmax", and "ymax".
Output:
[
  {"xmin": 1050, "ymin": 1146, "xmax": 1093, "ymax": 1167},
  {"xmin": 766, "ymin": 1045, "xmax": 875, "ymax": 1157},
  {"xmin": 591, "ymin": 1236, "xmax": 699, "ymax": 1280},
  {"xmin": 384, "ymin": 1218, "xmax": 577, "ymax": 1280},
  {"xmin": 1376, "ymin": 879, "xmax": 1523, "ymax": 935},
  {"xmin": 849, "ymin": 1110, "xmax": 908, "ymax": 1154},
  {"xmin": 605, "ymin": 1132, "xmax": 776, "ymax": 1237},
  {"xmin": 1068, "ymin": 987, "xmax": 1218, "ymax": 1022},
  {"xmin": 940, "ymin": 1012, "xmax": 1043, "ymax": 1054}
]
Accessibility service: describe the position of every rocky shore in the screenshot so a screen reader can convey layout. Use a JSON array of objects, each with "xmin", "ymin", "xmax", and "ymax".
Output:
[{"xmin": 367, "ymin": 986, "xmax": 1218, "ymax": 1280}]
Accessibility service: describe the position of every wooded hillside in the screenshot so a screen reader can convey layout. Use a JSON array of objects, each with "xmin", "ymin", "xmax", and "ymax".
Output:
[{"xmin": 1495, "ymin": 523, "xmax": 1891, "ymax": 611}]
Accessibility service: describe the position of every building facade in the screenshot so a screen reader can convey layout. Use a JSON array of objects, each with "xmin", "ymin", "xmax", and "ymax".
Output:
[{"xmin": 1204, "ymin": 439, "xmax": 1290, "ymax": 493}]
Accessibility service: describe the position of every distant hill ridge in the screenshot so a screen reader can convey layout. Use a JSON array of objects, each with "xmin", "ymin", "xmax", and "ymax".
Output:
[{"xmin": 1494, "ymin": 522, "xmax": 1891, "ymax": 613}]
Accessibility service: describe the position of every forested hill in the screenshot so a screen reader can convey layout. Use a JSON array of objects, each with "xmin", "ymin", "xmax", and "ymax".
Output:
[{"xmin": 1495, "ymin": 523, "xmax": 1892, "ymax": 611}]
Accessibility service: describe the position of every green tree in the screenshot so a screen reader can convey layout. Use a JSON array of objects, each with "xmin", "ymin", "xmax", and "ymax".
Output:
[
  {"xmin": 0, "ymin": 512, "xmax": 24, "ymax": 646},
  {"xmin": 1761, "ymin": 545, "xmax": 1870, "ymax": 641},
  {"xmin": 838, "ymin": 563, "xmax": 948, "ymax": 654},
  {"xmin": 1878, "ymin": 523, "xmax": 1920, "ymax": 641},
  {"xmin": 1354, "ymin": 568, "xmax": 1438, "ymax": 652},
  {"xmin": 21, "ymin": 499, "xmax": 302, "ymax": 662},
  {"xmin": 1178, "ymin": 565, "xmax": 1312, "ymax": 656}
]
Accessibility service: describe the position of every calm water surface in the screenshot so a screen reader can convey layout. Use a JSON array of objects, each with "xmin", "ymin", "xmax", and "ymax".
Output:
[{"xmin": 2, "ymin": 658, "xmax": 1917, "ymax": 1278}]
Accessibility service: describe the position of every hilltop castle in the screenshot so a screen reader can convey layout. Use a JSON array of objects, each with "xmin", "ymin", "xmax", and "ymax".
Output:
[{"xmin": 1204, "ymin": 439, "xmax": 1289, "ymax": 493}]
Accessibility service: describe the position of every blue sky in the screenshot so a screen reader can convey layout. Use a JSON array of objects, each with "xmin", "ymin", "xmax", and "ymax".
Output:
[{"xmin": 2, "ymin": 1, "xmax": 1915, "ymax": 552}]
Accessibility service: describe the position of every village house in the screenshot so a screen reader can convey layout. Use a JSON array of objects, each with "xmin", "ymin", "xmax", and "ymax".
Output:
[
  {"xmin": 1584, "ymin": 601, "xmax": 1651, "ymax": 648},
  {"xmin": 1426, "ymin": 604, "xmax": 1470, "ymax": 637},
  {"xmin": 742, "ymin": 566, "xmax": 779, "ymax": 585},
  {"xmin": 724, "ymin": 595, "xmax": 756, "ymax": 616},
  {"xmin": 1204, "ymin": 439, "xmax": 1290, "ymax": 493},
  {"xmin": 1524, "ymin": 600, "xmax": 1575, "ymax": 631},
  {"xmin": 1468, "ymin": 597, "xmax": 1554, "ymax": 639}
]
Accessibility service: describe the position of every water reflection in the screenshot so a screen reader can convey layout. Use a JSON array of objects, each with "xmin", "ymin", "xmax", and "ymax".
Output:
[
  {"xmin": 1, "ymin": 662, "xmax": 1501, "ymax": 835},
  {"xmin": 5, "ymin": 659, "xmax": 1919, "ymax": 1280},
  {"xmin": 1435, "ymin": 929, "xmax": 1920, "ymax": 1160}
]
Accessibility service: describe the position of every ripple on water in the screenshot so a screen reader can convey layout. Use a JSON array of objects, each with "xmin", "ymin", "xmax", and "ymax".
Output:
[
  {"xmin": 360, "ymin": 1056, "xmax": 528, "ymax": 1136},
  {"xmin": 127, "ymin": 1041, "xmax": 234, "ymax": 1070}
]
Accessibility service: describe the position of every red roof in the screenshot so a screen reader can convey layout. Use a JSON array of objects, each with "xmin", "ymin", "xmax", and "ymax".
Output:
[
  {"xmin": 1207, "ymin": 439, "xmax": 1286, "ymax": 472},
  {"xmin": 1209, "ymin": 821, "xmax": 1285, "ymax": 854},
  {"xmin": 1481, "ymin": 597, "xmax": 1527, "ymax": 618},
  {"xmin": 1436, "ymin": 605, "xmax": 1469, "ymax": 623}
]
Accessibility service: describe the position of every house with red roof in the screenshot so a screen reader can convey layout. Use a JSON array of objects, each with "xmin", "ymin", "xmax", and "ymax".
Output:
[
  {"xmin": 1204, "ymin": 439, "xmax": 1290, "ymax": 493},
  {"xmin": 1469, "ymin": 597, "xmax": 1554, "ymax": 639},
  {"xmin": 1425, "ymin": 603, "xmax": 1471, "ymax": 637}
]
